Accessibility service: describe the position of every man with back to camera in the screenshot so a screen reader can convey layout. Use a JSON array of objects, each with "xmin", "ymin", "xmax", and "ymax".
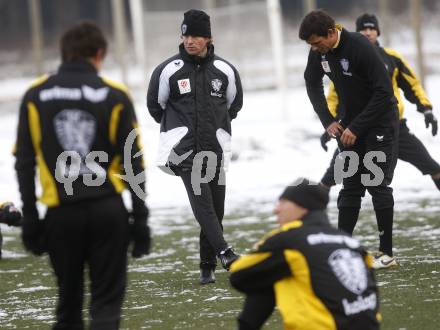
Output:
[
  {"xmin": 230, "ymin": 179, "xmax": 380, "ymax": 330},
  {"xmin": 147, "ymin": 9, "xmax": 243, "ymax": 284},
  {"xmin": 299, "ymin": 10, "xmax": 400, "ymax": 268},
  {"xmin": 319, "ymin": 13, "xmax": 439, "ymax": 269},
  {"xmin": 14, "ymin": 22, "xmax": 150, "ymax": 329}
]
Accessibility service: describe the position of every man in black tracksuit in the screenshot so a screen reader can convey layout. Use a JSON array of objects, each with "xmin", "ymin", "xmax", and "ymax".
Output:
[
  {"xmin": 147, "ymin": 10, "xmax": 243, "ymax": 284},
  {"xmin": 320, "ymin": 14, "xmax": 440, "ymax": 193},
  {"xmin": 230, "ymin": 179, "xmax": 380, "ymax": 330},
  {"xmin": 15, "ymin": 22, "xmax": 150, "ymax": 329},
  {"xmin": 299, "ymin": 11, "xmax": 399, "ymax": 266}
]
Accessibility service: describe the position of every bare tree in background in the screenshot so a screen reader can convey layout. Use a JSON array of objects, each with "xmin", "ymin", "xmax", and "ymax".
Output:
[{"xmin": 29, "ymin": 0, "xmax": 43, "ymax": 76}]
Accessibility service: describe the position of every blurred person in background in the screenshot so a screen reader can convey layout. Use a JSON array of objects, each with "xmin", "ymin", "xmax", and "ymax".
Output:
[
  {"xmin": 319, "ymin": 13, "xmax": 439, "ymax": 269},
  {"xmin": 0, "ymin": 202, "xmax": 22, "ymax": 259},
  {"xmin": 230, "ymin": 179, "xmax": 380, "ymax": 330},
  {"xmin": 147, "ymin": 9, "xmax": 243, "ymax": 285},
  {"xmin": 299, "ymin": 10, "xmax": 400, "ymax": 269},
  {"xmin": 14, "ymin": 22, "xmax": 150, "ymax": 329}
]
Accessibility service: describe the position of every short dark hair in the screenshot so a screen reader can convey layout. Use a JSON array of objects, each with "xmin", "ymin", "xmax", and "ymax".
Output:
[
  {"xmin": 60, "ymin": 21, "xmax": 107, "ymax": 62},
  {"xmin": 299, "ymin": 10, "xmax": 335, "ymax": 41}
]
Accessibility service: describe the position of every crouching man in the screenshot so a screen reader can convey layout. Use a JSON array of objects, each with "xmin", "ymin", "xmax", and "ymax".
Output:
[{"xmin": 230, "ymin": 179, "xmax": 380, "ymax": 330}]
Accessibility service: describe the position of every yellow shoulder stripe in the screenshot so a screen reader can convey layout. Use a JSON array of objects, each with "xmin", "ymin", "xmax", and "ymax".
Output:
[
  {"xmin": 29, "ymin": 74, "xmax": 49, "ymax": 89},
  {"xmin": 383, "ymin": 47, "xmax": 403, "ymax": 60},
  {"xmin": 280, "ymin": 220, "xmax": 303, "ymax": 231},
  {"xmin": 254, "ymin": 220, "xmax": 303, "ymax": 249},
  {"xmin": 384, "ymin": 48, "xmax": 432, "ymax": 108},
  {"xmin": 230, "ymin": 252, "xmax": 272, "ymax": 273},
  {"xmin": 266, "ymin": 220, "xmax": 303, "ymax": 240},
  {"xmin": 101, "ymin": 76, "xmax": 131, "ymax": 96}
]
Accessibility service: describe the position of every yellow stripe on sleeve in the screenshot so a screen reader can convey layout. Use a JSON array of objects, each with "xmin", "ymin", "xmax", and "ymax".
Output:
[
  {"xmin": 27, "ymin": 102, "xmax": 60, "ymax": 207},
  {"xmin": 326, "ymin": 82, "xmax": 339, "ymax": 118},
  {"xmin": 384, "ymin": 48, "xmax": 432, "ymax": 108},
  {"xmin": 109, "ymin": 103, "xmax": 124, "ymax": 145},
  {"xmin": 276, "ymin": 250, "xmax": 336, "ymax": 330},
  {"xmin": 390, "ymin": 68, "xmax": 404, "ymax": 119},
  {"xmin": 108, "ymin": 155, "xmax": 126, "ymax": 193},
  {"xmin": 230, "ymin": 252, "xmax": 272, "ymax": 273}
]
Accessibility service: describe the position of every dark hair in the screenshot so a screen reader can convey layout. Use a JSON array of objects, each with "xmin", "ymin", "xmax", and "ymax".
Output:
[
  {"xmin": 299, "ymin": 10, "xmax": 335, "ymax": 41},
  {"xmin": 60, "ymin": 21, "xmax": 107, "ymax": 62}
]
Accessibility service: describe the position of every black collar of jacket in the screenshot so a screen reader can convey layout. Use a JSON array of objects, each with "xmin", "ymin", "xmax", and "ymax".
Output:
[
  {"xmin": 58, "ymin": 60, "xmax": 98, "ymax": 74},
  {"xmin": 179, "ymin": 42, "xmax": 215, "ymax": 64},
  {"xmin": 301, "ymin": 210, "xmax": 330, "ymax": 227}
]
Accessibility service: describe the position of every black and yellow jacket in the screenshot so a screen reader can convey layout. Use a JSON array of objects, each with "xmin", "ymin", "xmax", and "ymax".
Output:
[
  {"xmin": 14, "ymin": 60, "xmax": 146, "ymax": 218},
  {"xmin": 327, "ymin": 43, "xmax": 432, "ymax": 120},
  {"xmin": 304, "ymin": 27, "xmax": 398, "ymax": 137},
  {"xmin": 230, "ymin": 211, "xmax": 380, "ymax": 330}
]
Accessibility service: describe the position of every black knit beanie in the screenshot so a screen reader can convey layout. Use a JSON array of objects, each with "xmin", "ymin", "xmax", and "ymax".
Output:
[
  {"xmin": 181, "ymin": 9, "xmax": 211, "ymax": 38},
  {"xmin": 356, "ymin": 13, "xmax": 380, "ymax": 36},
  {"xmin": 279, "ymin": 178, "xmax": 329, "ymax": 210}
]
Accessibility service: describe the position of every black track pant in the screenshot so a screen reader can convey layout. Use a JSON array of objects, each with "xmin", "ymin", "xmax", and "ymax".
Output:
[
  {"xmin": 45, "ymin": 195, "xmax": 129, "ymax": 330},
  {"xmin": 398, "ymin": 119, "xmax": 440, "ymax": 175},
  {"xmin": 336, "ymin": 124, "xmax": 398, "ymax": 210},
  {"xmin": 179, "ymin": 168, "xmax": 228, "ymax": 268},
  {"xmin": 322, "ymin": 119, "xmax": 440, "ymax": 186},
  {"xmin": 336, "ymin": 123, "xmax": 398, "ymax": 254}
]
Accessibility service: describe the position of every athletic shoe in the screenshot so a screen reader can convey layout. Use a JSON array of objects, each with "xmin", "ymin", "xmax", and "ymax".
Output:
[
  {"xmin": 219, "ymin": 247, "xmax": 239, "ymax": 271},
  {"xmin": 372, "ymin": 252, "xmax": 398, "ymax": 269},
  {"xmin": 199, "ymin": 268, "xmax": 216, "ymax": 285}
]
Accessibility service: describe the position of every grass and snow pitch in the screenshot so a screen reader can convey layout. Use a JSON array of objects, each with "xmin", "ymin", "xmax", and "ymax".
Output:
[
  {"xmin": 0, "ymin": 203, "xmax": 439, "ymax": 329},
  {"xmin": 1, "ymin": 79, "xmax": 440, "ymax": 329}
]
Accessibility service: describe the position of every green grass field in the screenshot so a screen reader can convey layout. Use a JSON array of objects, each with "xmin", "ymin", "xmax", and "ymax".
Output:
[{"xmin": 1, "ymin": 200, "xmax": 439, "ymax": 329}]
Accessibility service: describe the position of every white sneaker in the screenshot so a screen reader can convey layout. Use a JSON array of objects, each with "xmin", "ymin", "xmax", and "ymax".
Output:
[{"xmin": 372, "ymin": 252, "xmax": 398, "ymax": 269}]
